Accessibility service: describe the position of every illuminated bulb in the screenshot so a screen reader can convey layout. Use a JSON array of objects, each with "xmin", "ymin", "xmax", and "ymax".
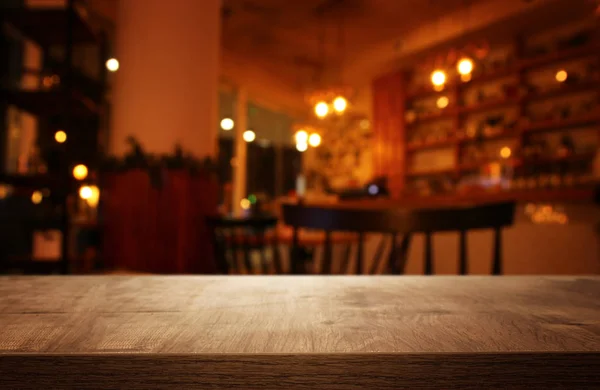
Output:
[
  {"xmin": 436, "ymin": 96, "xmax": 449, "ymax": 109},
  {"xmin": 315, "ymin": 101, "xmax": 329, "ymax": 118},
  {"xmin": 106, "ymin": 58, "xmax": 119, "ymax": 72},
  {"xmin": 457, "ymin": 58, "xmax": 474, "ymax": 75},
  {"xmin": 220, "ymin": 118, "xmax": 234, "ymax": 131},
  {"xmin": 86, "ymin": 185, "xmax": 100, "ymax": 207},
  {"xmin": 0, "ymin": 185, "xmax": 8, "ymax": 199},
  {"xmin": 296, "ymin": 142, "xmax": 308, "ymax": 152},
  {"xmin": 500, "ymin": 146, "xmax": 512, "ymax": 159},
  {"xmin": 31, "ymin": 190, "xmax": 43, "ymax": 204},
  {"xmin": 460, "ymin": 73, "xmax": 472, "ymax": 83},
  {"xmin": 72, "ymin": 164, "xmax": 88, "ymax": 180},
  {"xmin": 333, "ymin": 96, "xmax": 348, "ymax": 113},
  {"xmin": 308, "ymin": 133, "xmax": 321, "ymax": 147},
  {"xmin": 240, "ymin": 198, "xmax": 251, "ymax": 210},
  {"xmin": 243, "ymin": 130, "xmax": 256, "ymax": 142},
  {"xmin": 555, "ymin": 70, "xmax": 568, "ymax": 83},
  {"xmin": 431, "ymin": 70, "xmax": 446, "ymax": 87},
  {"xmin": 295, "ymin": 130, "xmax": 308, "ymax": 143},
  {"xmin": 54, "ymin": 130, "xmax": 67, "ymax": 143},
  {"xmin": 79, "ymin": 186, "xmax": 93, "ymax": 200}
]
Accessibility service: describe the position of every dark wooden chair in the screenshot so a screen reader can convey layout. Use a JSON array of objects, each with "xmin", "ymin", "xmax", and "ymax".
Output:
[
  {"xmin": 206, "ymin": 215, "xmax": 283, "ymax": 274},
  {"xmin": 281, "ymin": 202, "xmax": 516, "ymax": 275}
]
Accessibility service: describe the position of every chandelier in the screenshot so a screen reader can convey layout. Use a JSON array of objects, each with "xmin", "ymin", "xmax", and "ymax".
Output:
[{"xmin": 306, "ymin": 13, "xmax": 351, "ymax": 119}]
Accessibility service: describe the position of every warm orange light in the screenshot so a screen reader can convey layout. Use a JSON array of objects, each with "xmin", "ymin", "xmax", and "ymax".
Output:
[
  {"xmin": 500, "ymin": 146, "xmax": 512, "ymax": 159},
  {"xmin": 31, "ymin": 190, "xmax": 43, "ymax": 204},
  {"xmin": 106, "ymin": 58, "xmax": 119, "ymax": 72},
  {"xmin": 333, "ymin": 96, "xmax": 347, "ymax": 113},
  {"xmin": 308, "ymin": 133, "xmax": 321, "ymax": 147},
  {"xmin": 555, "ymin": 70, "xmax": 568, "ymax": 83},
  {"xmin": 54, "ymin": 130, "xmax": 67, "ymax": 143},
  {"xmin": 86, "ymin": 185, "xmax": 100, "ymax": 207},
  {"xmin": 295, "ymin": 130, "xmax": 308, "ymax": 143},
  {"xmin": 296, "ymin": 142, "xmax": 308, "ymax": 152},
  {"xmin": 220, "ymin": 118, "xmax": 234, "ymax": 131},
  {"xmin": 79, "ymin": 186, "xmax": 93, "ymax": 200},
  {"xmin": 240, "ymin": 198, "xmax": 251, "ymax": 210},
  {"xmin": 457, "ymin": 58, "xmax": 474, "ymax": 75},
  {"xmin": 460, "ymin": 73, "xmax": 472, "ymax": 82},
  {"xmin": 436, "ymin": 96, "xmax": 449, "ymax": 109},
  {"xmin": 72, "ymin": 164, "xmax": 88, "ymax": 180},
  {"xmin": 243, "ymin": 130, "xmax": 256, "ymax": 142},
  {"xmin": 315, "ymin": 101, "xmax": 329, "ymax": 118},
  {"xmin": 431, "ymin": 70, "xmax": 446, "ymax": 86}
]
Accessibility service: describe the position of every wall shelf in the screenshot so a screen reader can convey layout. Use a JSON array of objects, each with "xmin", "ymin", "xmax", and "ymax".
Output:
[{"xmin": 399, "ymin": 33, "xmax": 600, "ymax": 199}]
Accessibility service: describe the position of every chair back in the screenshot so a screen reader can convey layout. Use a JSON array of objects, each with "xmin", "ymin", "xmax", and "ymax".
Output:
[
  {"xmin": 206, "ymin": 215, "xmax": 281, "ymax": 274},
  {"xmin": 281, "ymin": 202, "xmax": 515, "ymax": 275}
]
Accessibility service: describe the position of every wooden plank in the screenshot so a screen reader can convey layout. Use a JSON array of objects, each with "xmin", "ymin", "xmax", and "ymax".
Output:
[{"xmin": 0, "ymin": 276, "xmax": 599, "ymax": 388}]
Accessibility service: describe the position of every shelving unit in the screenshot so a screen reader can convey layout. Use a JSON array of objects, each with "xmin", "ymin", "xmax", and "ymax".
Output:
[
  {"xmin": 400, "ymin": 29, "xmax": 600, "ymax": 198},
  {"xmin": 0, "ymin": 0, "xmax": 108, "ymax": 274}
]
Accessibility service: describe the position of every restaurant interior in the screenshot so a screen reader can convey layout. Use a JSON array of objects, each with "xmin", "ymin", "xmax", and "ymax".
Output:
[{"xmin": 1, "ymin": 0, "xmax": 600, "ymax": 277}]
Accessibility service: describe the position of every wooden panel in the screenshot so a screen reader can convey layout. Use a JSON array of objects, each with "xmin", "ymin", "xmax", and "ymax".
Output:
[
  {"xmin": 0, "ymin": 276, "xmax": 599, "ymax": 388},
  {"xmin": 372, "ymin": 70, "xmax": 406, "ymax": 197}
]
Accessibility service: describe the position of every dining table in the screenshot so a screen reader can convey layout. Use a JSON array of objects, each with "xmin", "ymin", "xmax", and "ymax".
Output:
[{"xmin": 0, "ymin": 275, "xmax": 599, "ymax": 388}]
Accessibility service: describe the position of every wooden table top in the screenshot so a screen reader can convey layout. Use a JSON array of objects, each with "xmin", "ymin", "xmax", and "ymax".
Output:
[{"xmin": 1, "ymin": 276, "xmax": 599, "ymax": 389}]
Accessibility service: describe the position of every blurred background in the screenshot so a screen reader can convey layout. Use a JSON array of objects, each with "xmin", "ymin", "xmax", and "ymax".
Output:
[{"xmin": 1, "ymin": 0, "xmax": 600, "ymax": 276}]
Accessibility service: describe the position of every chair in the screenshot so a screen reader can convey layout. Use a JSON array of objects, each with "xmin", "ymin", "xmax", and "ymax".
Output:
[
  {"xmin": 281, "ymin": 201, "xmax": 515, "ymax": 275},
  {"xmin": 206, "ymin": 215, "xmax": 283, "ymax": 274}
]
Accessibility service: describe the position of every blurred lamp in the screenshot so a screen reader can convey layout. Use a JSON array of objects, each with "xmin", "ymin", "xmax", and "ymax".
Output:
[
  {"xmin": 295, "ymin": 130, "xmax": 308, "ymax": 143},
  {"xmin": 31, "ymin": 190, "xmax": 42, "ymax": 204},
  {"xmin": 240, "ymin": 198, "xmax": 251, "ymax": 210},
  {"xmin": 555, "ymin": 70, "xmax": 568, "ymax": 83},
  {"xmin": 243, "ymin": 130, "xmax": 256, "ymax": 142},
  {"xmin": 106, "ymin": 58, "xmax": 119, "ymax": 72},
  {"xmin": 79, "ymin": 186, "xmax": 93, "ymax": 200},
  {"xmin": 431, "ymin": 70, "xmax": 446, "ymax": 87},
  {"xmin": 296, "ymin": 142, "xmax": 308, "ymax": 152},
  {"xmin": 315, "ymin": 101, "xmax": 329, "ymax": 118},
  {"xmin": 308, "ymin": 133, "xmax": 321, "ymax": 147},
  {"xmin": 54, "ymin": 130, "xmax": 67, "ymax": 143},
  {"xmin": 72, "ymin": 164, "xmax": 88, "ymax": 181},
  {"xmin": 457, "ymin": 58, "xmax": 474, "ymax": 75},
  {"xmin": 220, "ymin": 118, "xmax": 234, "ymax": 131},
  {"xmin": 436, "ymin": 96, "xmax": 449, "ymax": 109},
  {"xmin": 333, "ymin": 96, "xmax": 347, "ymax": 113}
]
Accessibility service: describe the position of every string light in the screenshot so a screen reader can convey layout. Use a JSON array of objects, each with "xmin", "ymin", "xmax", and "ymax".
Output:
[
  {"xmin": 243, "ymin": 130, "xmax": 256, "ymax": 142},
  {"xmin": 315, "ymin": 101, "xmax": 329, "ymax": 118},
  {"xmin": 308, "ymin": 133, "xmax": 321, "ymax": 147},
  {"xmin": 54, "ymin": 130, "xmax": 67, "ymax": 143},
  {"xmin": 457, "ymin": 58, "xmax": 474, "ymax": 75},
  {"xmin": 220, "ymin": 118, "xmax": 234, "ymax": 131},
  {"xmin": 106, "ymin": 58, "xmax": 119, "ymax": 72},
  {"xmin": 72, "ymin": 164, "xmax": 88, "ymax": 180},
  {"xmin": 333, "ymin": 96, "xmax": 347, "ymax": 113},
  {"xmin": 296, "ymin": 142, "xmax": 308, "ymax": 152}
]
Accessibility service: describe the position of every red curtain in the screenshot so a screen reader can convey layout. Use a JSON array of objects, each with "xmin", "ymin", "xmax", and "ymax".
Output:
[
  {"xmin": 102, "ymin": 170, "xmax": 219, "ymax": 273},
  {"xmin": 372, "ymin": 70, "xmax": 406, "ymax": 198}
]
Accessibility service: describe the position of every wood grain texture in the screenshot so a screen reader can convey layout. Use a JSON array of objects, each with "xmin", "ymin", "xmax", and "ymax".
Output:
[{"xmin": 1, "ymin": 276, "xmax": 599, "ymax": 388}]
